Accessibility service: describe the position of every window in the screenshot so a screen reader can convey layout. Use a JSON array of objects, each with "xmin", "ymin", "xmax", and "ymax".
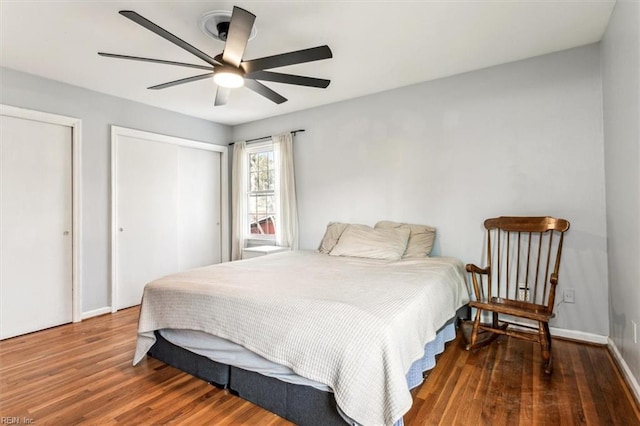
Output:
[
  {"xmin": 246, "ymin": 142, "xmax": 276, "ymax": 239},
  {"xmin": 231, "ymin": 133, "xmax": 297, "ymax": 259}
]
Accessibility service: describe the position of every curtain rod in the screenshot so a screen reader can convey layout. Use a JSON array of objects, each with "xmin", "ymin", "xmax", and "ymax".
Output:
[{"xmin": 228, "ymin": 129, "xmax": 305, "ymax": 146}]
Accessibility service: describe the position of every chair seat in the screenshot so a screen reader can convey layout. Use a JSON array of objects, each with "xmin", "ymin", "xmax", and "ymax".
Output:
[{"xmin": 469, "ymin": 299, "xmax": 555, "ymax": 322}]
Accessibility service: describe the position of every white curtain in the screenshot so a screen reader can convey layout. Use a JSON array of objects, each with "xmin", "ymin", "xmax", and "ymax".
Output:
[
  {"xmin": 273, "ymin": 132, "xmax": 299, "ymax": 250},
  {"xmin": 231, "ymin": 140, "xmax": 247, "ymax": 260}
]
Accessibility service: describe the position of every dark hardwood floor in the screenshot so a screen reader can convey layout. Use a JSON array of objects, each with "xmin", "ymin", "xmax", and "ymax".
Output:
[{"xmin": 1, "ymin": 307, "xmax": 638, "ymax": 425}]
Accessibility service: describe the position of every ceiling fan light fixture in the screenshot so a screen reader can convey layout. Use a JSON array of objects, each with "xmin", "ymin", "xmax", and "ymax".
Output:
[{"xmin": 214, "ymin": 67, "xmax": 245, "ymax": 88}]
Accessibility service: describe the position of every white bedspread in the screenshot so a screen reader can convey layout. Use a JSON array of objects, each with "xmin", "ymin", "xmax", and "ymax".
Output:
[{"xmin": 134, "ymin": 250, "xmax": 469, "ymax": 425}]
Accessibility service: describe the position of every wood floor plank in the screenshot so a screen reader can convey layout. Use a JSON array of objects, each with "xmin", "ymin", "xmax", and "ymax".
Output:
[{"xmin": 1, "ymin": 306, "xmax": 639, "ymax": 425}]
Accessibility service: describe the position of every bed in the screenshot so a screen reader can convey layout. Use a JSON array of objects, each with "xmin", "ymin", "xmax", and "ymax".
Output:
[{"xmin": 134, "ymin": 222, "xmax": 470, "ymax": 425}]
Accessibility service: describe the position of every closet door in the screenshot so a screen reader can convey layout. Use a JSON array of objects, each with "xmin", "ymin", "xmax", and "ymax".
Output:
[
  {"xmin": 177, "ymin": 146, "xmax": 221, "ymax": 270},
  {"xmin": 0, "ymin": 115, "xmax": 72, "ymax": 339},
  {"xmin": 115, "ymin": 136, "xmax": 179, "ymax": 310},
  {"xmin": 114, "ymin": 130, "xmax": 222, "ymax": 310}
]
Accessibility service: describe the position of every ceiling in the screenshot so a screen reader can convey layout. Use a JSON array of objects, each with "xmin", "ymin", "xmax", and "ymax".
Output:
[{"xmin": 1, "ymin": 1, "xmax": 615, "ymax": 126}]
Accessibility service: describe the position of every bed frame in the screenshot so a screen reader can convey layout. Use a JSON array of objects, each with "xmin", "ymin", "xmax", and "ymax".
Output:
[
  {"xmin": 148, "ymin": 331, "xmax": 345, "ymax": 425},
  {"xmin": 147, "ymin": 305, "xmax": 470, "ymax": 425}
]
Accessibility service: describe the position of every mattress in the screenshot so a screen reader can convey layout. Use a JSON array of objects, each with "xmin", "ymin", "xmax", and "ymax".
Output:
[
  {"xmin": 159, "ymin": 328, "xmax": 332, "ymax": 391},
  {"xmin": 135, "ymin": 251, "xmax": 469, "ymax": 425}
]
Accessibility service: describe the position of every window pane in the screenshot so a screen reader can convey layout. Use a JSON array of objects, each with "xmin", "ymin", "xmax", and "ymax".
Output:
[
  {"xmin": 248, "ymin": 213, "xmax": 276, "ymax": 235},
  {"xmin": 249, "ymin": 214, "xmax": 260, "ymax": 234},
  {"xmin": 262, "ymin": 153, "xmax": 271, "ymax": 191},
  {"xmin": 258, "ymin": 168, "xmax": 266, "ymax": 191},
  {"xmin": 255, "ymin": 195, "xmax": 263, "ymax": 214},
  {"xmin": 261, "ymin": 196, "xmax": 266, "ymax": 215},
  {"xmin": 246, "ymin": 194, "xmax": 276, "ymax": 236},
  {"xmin": 250, "ymin": 171, "xmax": 258, "ymax": 192},
  {"xmin": 249, "ymin": 153, "xmax": 258, "ymax": 173},
  {"xmin": 269, "ymin": 152, "xmax": 275, "ymax": 190},
  {"xmin": 266, "ymin": 195, "xmax": 275, "ymax": 215},
  {"xmin": 267, "ymin": 166, "xmax": 275, "ymax": 190},
  {"xmin": 266, "ymin": 216, "xmax": 275, "ymax": 235}
]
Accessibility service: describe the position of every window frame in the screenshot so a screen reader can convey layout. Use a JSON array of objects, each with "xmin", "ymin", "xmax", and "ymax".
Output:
[{"xmin": 244, "ymin": 140, "xmax": 277, "ymax": 241}]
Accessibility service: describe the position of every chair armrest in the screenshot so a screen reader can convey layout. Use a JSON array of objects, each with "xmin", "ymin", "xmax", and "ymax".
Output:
[
  {"xmin": 466, "ymin": 264, "xmax": 490, "ymax": 302},
  {"xmin": 466, "ymin": 264, "xmax": 490, "ymax": 275}
]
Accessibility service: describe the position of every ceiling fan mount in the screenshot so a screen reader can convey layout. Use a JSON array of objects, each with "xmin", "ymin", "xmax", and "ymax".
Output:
[
  {"xmin": 199, "ymin": 9, "xmax": 257, "ymax": 43},
  {"xmin": 216, "ymin": 21, "xmax": 230, "ymax": 41},
  {"xmin": 98, "ymin": 6, "xmax": 332, "ymax": 106}
]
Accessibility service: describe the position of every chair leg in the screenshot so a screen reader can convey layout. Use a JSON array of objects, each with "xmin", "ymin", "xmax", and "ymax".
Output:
[
  {"xmin": 464, "ymin": 309, "xmax": 505, "ymax": 351},
  {"xmin": 465, "ymin": 308, "xmax": 483, "ymax": 350},
  {"xmin": 540, "ymin": 321, "xmax": 553, "ymax": 374},
  {"xmin": 544, "ymin": 321, "xmax": 552, "ymax": 352}
]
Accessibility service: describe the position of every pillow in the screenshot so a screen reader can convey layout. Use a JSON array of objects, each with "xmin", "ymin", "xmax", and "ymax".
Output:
[
  {"xmin": 317, "ymin": 222, "xmax": 349, "ymax": 254},
  {"xmin": 329, "ymin": 225, "xmax": 410, "ymax": 260},
  {"xmin": 374, "ymin": 220, "xmax": 436, "ymax": 258}
]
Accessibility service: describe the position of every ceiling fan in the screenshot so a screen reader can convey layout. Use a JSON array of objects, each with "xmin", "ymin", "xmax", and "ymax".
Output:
[{"xmin": 98, "ymin": 7, "xmax": 332, "ymax": 106}]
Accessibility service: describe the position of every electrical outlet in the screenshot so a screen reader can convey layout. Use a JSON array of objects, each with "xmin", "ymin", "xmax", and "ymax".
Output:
[
  {"xmin": 518, "ymin": 283, "xmax": 529, "ymax": 301},
  {"xmin": 563, "ymin": 288, "xmax": 575, "ymax": 304}
]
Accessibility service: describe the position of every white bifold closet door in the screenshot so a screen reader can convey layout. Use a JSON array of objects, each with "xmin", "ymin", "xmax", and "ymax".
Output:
[
  {"xmin": 0, "ymin": 115, "xmax": 73, "ymax": 339},
  {"xmin": 115, "ymin": 133, "xmax": 221, "ymax": 310}
]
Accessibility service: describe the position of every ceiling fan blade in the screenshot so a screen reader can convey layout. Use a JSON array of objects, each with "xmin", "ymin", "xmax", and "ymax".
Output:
[
  {"xmin": 245, "ymin": 71, "xmax": 330, "ymax": 88},
  {"xmin": 244, "ymin": 79, "xmax": 287, "ymax": 104},
  {"xmin": 119, "ymin": 10, "xmax": 221, "ymax": 67},
  {"xmin": 222, "ymin": 7, "xmax": 256, "ymax": 67},
  {"xmin": 148, "ymin": 73, "xmax": 213, "ymax": 90},
  {"xmin": 214, "ymin": 87, "xmax": 231, "ymax": 106},
  {"xmin": 241, "ymin": 45, "xmax": 333, "ymax": 73},
  {"xmin": 98, "ymin": 52, "xmax": 213, "ymax": 71}
]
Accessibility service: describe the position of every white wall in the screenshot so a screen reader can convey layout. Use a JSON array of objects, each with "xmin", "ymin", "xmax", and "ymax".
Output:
[
  {"xmin": 602, "ymin": 0, "xmax": 640, "ymax": 386},
  {"xmin": 0, "ymin": 67, "xmax": 231, "ymax": 313},
  {"xmin": 233, "ymin": 44, "xmax": 609, "ymax": 336}
]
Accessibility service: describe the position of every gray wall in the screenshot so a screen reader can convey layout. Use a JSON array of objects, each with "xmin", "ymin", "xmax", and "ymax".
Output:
[
  {"xmin": 233, "ymin": 44, "xmax": 609, "ymax": 336},
  {"xmin": 602, "ymin": 1, "xmax": 640, "ymax": 384},
  {"xmin": 0, "ymin": 41, "xmax": 616, "ymax": 341},
  {"xmin": 0, "ymin": 67, "xmax": 232, "ymax": 313}
]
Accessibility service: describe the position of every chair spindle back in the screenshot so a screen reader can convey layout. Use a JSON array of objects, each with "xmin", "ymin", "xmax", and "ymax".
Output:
[{"xmin": 483, "ymin": 216, "xmax": 570, "ymax": 312}]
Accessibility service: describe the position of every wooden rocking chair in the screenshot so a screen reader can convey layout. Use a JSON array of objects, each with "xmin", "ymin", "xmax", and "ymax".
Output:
[{"xmin": 463, "ymin": 216, "xmax": 570, "ymax": 374}]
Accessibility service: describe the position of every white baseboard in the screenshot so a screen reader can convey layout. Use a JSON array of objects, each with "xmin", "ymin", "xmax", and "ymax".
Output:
[
  {"xmin": 81, "ymin": 306, "xmax": 112, "ymax": 320},
  {"xmin": 607, "ymin": 338, "xmax": 640, "ymax": 407},
  {"xmin": 549, "ymin": 327, "xmax": 609, "ymax": 344}
]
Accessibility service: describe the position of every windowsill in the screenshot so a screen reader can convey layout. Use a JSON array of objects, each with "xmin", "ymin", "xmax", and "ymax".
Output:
[
  {"xmin": 246, "ymin": 238, "xmax": 276, "ymax": 248},
  {"xmin": 241, "ymin": 245, "xmax": 290, "ymax": 260},
  {"xmin": 243, "ymin": 245, "xmax": 289, "ymax": 254}
]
